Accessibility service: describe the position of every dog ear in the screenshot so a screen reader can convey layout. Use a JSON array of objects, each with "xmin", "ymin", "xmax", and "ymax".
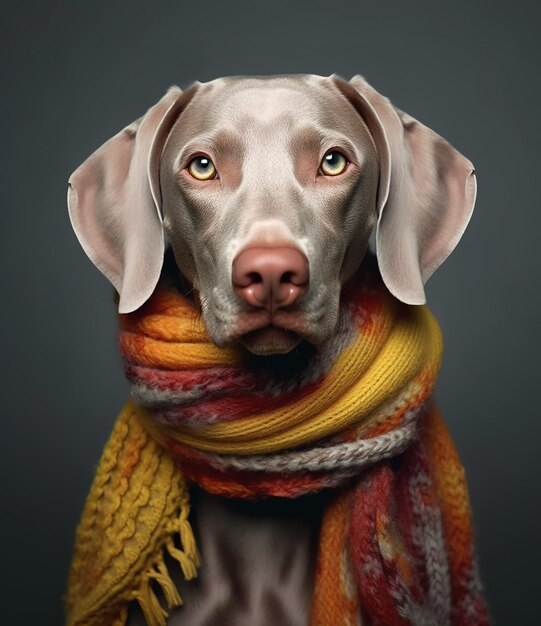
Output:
[
  {"xmin": 67, "ymin": 83, "xmax": 200, "ymax": 313},
  {"xmin": 330, "ymin": 74, "xmax": 476, "ymax": 305}
]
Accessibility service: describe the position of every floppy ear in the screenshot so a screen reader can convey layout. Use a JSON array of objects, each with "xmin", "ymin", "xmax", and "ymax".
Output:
[
  {"xmin": 67, "ymin": 83, "xmax": 199, "ymax": 313},
  {"xmin": 331, "ymin": 74, "xmax": 476, "ymax": 305}
]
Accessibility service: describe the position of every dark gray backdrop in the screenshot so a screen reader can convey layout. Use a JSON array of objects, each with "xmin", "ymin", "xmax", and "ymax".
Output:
[{"xmin": 2, "ymin": 1, "xmax": 539, "ymax": 624}]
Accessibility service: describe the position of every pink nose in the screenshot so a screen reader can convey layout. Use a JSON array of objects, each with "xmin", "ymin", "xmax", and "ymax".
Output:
[{"xmin": 232, "ymin": 247, "xmax": 309, "ymax": 313}]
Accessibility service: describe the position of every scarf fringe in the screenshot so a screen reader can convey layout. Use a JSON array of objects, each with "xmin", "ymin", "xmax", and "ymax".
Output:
[{"xmin": 133, "ymin": 509, "xmax": 201, "ymax": 626}]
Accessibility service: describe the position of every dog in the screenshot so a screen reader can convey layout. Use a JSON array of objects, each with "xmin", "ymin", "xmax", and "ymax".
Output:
[{"xmin": 68, "ymin": 73, "xmax": 476, "ymax": 625}]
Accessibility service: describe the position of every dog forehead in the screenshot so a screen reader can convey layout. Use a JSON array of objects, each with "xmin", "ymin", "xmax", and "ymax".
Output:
[
  {"xmin": 178, "ymin": 74, "xmax": 358, "ymax": 135},
  {"xmin": 164, "ymin": 74, "xmax": 367, "ymax": 159},
  {"xmin": 211, "ymin": 75, "xmax": 323, "ymax": 119}
]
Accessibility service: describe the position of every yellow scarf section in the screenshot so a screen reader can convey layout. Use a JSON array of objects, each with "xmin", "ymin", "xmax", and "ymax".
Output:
[{"xmin": 65, "ymin": 293, "xmax": 442, "ymax": 626}]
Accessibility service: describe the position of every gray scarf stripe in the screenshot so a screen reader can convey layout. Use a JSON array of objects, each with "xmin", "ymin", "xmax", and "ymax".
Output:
[{"xmin": 192, "ymin": 405, "xmax": 424, "ymax": 474}]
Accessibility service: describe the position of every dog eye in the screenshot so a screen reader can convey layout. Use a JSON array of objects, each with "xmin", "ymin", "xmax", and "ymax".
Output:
[
  {"xmin": 320, "ymin": 150, "xmax": 348, "ymax": 176},
  {"xmin": 188, "ymin": 155, "xmax": 217, "ymax": 181}
]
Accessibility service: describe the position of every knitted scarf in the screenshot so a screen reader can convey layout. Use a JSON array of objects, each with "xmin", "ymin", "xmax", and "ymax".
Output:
[{"xmin": 65, "ymin": 254, "xmax": 490, "ymax": 626}]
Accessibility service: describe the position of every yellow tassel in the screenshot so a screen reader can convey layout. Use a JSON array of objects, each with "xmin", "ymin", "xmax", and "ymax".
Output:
[
  {"xmin": 135, "ymin": 577, "xmax": 168, "ymax": 626},
  {"xmin": 148, "ymin": 559, "xmax": 182, "ymax": 608},
  {"xmin": 166, "ymin": 538, "xmax": 198, "ymax": 580},
  {"xmin": 179, "ymin": 518, "xmax": 201, "ymax": 567}
]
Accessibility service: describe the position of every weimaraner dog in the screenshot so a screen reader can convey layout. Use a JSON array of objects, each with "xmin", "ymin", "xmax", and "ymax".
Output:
[{"xmin": 68, "ymin": 73, "xmax": 475, "ymax": 625}]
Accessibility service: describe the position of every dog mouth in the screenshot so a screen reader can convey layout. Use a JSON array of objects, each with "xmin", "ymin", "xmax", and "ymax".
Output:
[
  {"xmin": 240, "ymin": 326, "xmax": 303, "ymax": 355},
  {"xmin": 231, "ymin": 309, "xmax": 314, "ymax": 355}
]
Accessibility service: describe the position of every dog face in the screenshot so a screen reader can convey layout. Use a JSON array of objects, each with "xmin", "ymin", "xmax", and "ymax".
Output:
[
  {"xmin": 159, "ymin": 76, "xmax": 379, "ymax": 353},
  {"xmin": 68, "ymin": 74, "xmax": 476, "ymax": 355}
]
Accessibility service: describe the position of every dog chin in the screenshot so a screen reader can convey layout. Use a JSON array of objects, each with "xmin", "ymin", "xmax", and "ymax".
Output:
[{"xmin": 240, "ymin": 326, "xmax": 303, "ymax": 355}]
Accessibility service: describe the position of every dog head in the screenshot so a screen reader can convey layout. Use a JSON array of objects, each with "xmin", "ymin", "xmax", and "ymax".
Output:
[{"xmin": 68, "ymin": 74, "xmax": 475, "ymax": 355}]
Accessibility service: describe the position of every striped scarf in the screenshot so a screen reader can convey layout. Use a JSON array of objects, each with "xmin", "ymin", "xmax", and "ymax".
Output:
[{"xmin": 65, "ymin": 254, "xmax": 490, "ymax": 626}]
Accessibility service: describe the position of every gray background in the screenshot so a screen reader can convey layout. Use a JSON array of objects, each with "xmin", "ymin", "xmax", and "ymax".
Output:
[{"xmin": 1, "ymin": 1, "xmax": 539, "ymax": 624}]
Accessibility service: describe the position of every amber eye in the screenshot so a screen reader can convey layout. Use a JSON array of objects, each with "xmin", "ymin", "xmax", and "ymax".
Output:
[
  {"xmin": 320, "ymin": 150, "xmax": 348, "ymax": 176},
  {"xmin": 188, "ymin": 155, "xmax": 217, "ymax": 180}
]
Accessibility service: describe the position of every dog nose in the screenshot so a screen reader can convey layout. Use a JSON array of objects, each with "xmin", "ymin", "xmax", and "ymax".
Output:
[{"xmin": 232, "ymin": 247, "xmax": 309, "ymax": 312}]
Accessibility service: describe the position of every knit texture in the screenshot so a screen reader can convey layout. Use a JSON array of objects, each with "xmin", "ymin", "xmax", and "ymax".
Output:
[{"xmin": 65, "ymin": 254, "xmax": 490, "ymax": 626}]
